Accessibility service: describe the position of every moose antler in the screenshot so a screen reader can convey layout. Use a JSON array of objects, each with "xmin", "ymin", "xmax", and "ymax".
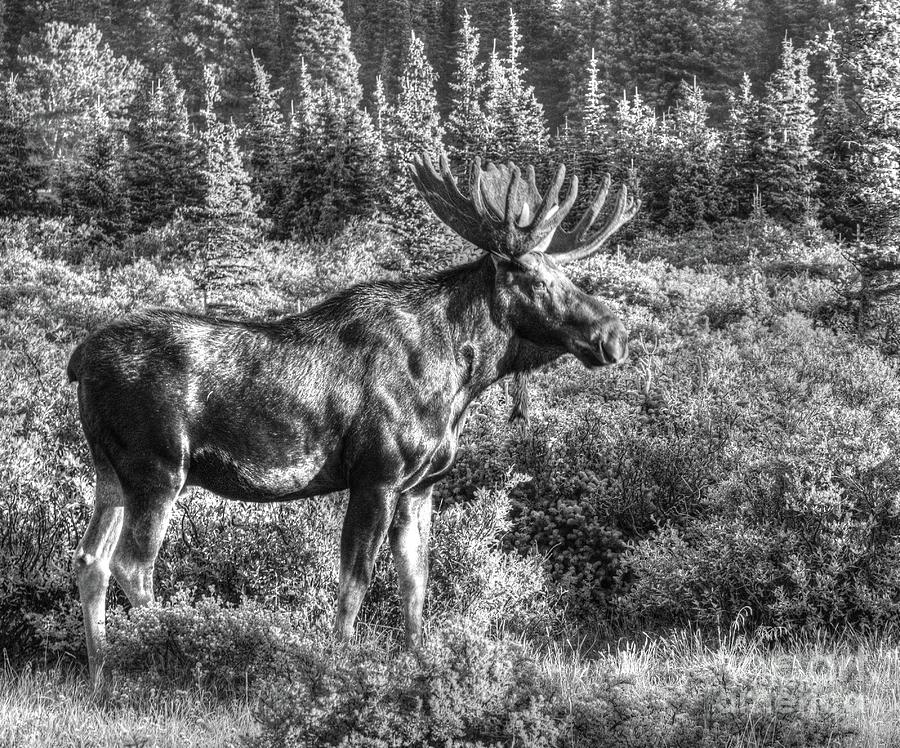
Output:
[
  {"xmin": 545, "ymin": 175, "xmax": 641, "ymax": 263},
  {"xmin": 407, "ymin": 154, "xmax": 578, "ymax": 258},
  {"xmin": 409, "ymin": 154, "xmax": 640, "ymax": 262}
]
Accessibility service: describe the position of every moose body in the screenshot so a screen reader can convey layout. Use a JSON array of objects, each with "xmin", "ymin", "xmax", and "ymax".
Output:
[{"xmin": 70, "ymin": 155, "xmax": 638, "ymax": 683}]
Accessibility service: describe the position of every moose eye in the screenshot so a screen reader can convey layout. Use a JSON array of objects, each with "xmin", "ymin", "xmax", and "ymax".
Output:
[{"xmin": 531, "ymin": 280, "xmax": 547, "ymax": 293}]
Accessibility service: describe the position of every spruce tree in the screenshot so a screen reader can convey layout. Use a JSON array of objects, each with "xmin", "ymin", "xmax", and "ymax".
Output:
[
  {"xmin": 17, "ymin": 22, "xmax": 143, "ymax": 164},
  {"xmin": 58, "ymin": 103, "xmax": 130, "ymax": 245},
  {"xmin": 484, "ymin": 11, "xmax": 548, "ymax": 164},
  {"xmin": 164, "ymin": 0, "xmax": 242, "ymax": 114},
  {"xmin": 310, "ymin": 89, "xmax": 384, "ymax": 235},
  {"xmin": 372, "ymin": 74, "xmax": 390, "ymax": 138},
  {"xmin": 244, "ymin": 54, "xmax": 286, "ymax": 225},
  {"xmin": 722, "ymin": 74, "xmax": 764, "ymax": 218},
  {"xmin": 446, "ymin": 9, "xmax": 490, "ymax": 162},
  {"xmin": 846, "ymin": 0, "xmax": 900, "ymax": 249},
  {"xmin": 758, "ymin": 37, "xmax": 818, "ymax": 224},
  {"xmin": 598, "ymin": 0, "xmax": 753, "ymax": 113},
  {"xmin": 814, "ymin": 26, "xmax": 858, "ymax": 240},
  {"xmin": 383, "ymin": 30, "xmax": 444, "ymax": 248},
  {"xmin": 581, "ymin": 49, "xmax": 608, "ymax": 148},
  {"xmin": 608, "ymin": 87, "xmax": 658, "ymax": 208},
  {"xmin": 188, "ymin": 67, "xmax": 260, "ymax": 311},
  {"xmin": 124, "ymin": 65, "xmax": 204, "ymax": 230},
  {"xmin": 277, "ymin": 59, "xmax": 322, "ymax": 238},
  {"xmin": 0, "ymin": 75, "xmax": 43, "ymax": 215},
  {"xmin": 286, "ymin": 0, "xmax": 362, "ymax": 105},
  {"xmin": 238, "ymin": 0, "xmax": 280, "ymax": 73},
  {"xmin": 372, "ymin": 0, "xmax": 413, "ymax": 95},
  {"xmin": 665, "ymin": 79, "xmax": 724, "ymax": 232},
  {"xmin": 572, "ymin": 48, "xmax": 612, "ymax": 215}
]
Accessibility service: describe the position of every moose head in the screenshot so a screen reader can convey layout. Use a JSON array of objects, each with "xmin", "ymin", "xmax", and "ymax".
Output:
[{"xmin": 409, "ymin": 154, "xmax": 638, "ymax": 416}]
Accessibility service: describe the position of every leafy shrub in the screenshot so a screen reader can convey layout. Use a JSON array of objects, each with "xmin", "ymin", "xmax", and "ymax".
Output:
[
  {"xmin": 251, "ymin": 620, "xmax": 562, "ymax": 748},
  {"xmin": 157, "ymin": 483, "xmax": 558, "ymax": 642},
  {"xmin": 106, "ymin": 593, "xmax": 312, "ymax": 694},
  {"xmin": 617, "ymin": 314, "xmax": 900, "ymax": 633},
  {"xmin": 249, "ymin": 620, "xmax": 855, "ymax": 747}
]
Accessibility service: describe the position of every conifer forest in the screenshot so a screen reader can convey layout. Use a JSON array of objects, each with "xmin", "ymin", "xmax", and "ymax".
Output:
[{"xmin": 2, "ymin": 0, "xmax": 900, "ymax": 745}]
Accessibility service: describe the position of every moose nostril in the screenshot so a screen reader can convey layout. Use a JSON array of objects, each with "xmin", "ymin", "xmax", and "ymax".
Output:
[{"xmin": 601, "ymin": 334, "xmax": 628, "ymax": 364}]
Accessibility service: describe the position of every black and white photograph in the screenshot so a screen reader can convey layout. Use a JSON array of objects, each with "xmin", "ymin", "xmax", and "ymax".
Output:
[{"xmin": 1, "ymin": 0, "xmax": 899, "ymax": 744}]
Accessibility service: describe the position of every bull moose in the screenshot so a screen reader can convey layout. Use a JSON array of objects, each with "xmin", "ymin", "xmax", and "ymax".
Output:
[{"xmin": 67, "ymin": 154, "xmax": 639, "ymax": 682}]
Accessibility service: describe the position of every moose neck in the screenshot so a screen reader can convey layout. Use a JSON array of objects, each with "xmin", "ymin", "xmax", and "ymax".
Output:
[{"xmin": 437, "ymin": 255, "xmax": 564, "ymax": 398}]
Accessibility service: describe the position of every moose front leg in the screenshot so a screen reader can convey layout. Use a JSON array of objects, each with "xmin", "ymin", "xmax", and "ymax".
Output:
[
  {"xmin": 389, "ymin": 486, "xmax": 433, "ymax": 649},
  {"xmin": 335, "ymin": 485, "xmax": 398, "ymax": 641}
]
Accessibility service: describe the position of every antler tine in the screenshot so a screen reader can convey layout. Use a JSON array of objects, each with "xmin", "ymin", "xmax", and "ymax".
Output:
[
  {"xmin": 547, "ymin": 176, "xmax": 641, "ymax": 264},
  {"xmin": 574, "ymin": 174, "xmax": 612, "ymax": 241},
  {"xmin": 531, "ymin": 163, "xmax": 566, "ymax": 228},
  {"xmin": 469, "ymin": 156, "xmax": 488, "ymax": 219},
  {"xmin": 592, "ymin": 186, "xmax": 640, "ymax": 247},
  {"xmin": 525, "ymin": 164, "xmax": 539, "ymax": 197},
  {"xmin": 554, "ymin": 172, "xmax": 580, "ymax": 228},
  {"xmin": 437, "ymin": 153, "xmax": 469, "ymax": 211},
  {"xmin": 504, "ymin": 164, "xmax": 523, "ymax": 233}
]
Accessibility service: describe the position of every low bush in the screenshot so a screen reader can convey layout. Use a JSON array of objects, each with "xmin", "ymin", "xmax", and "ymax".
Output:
[
  {"xmin": 248, "ymin": 619, "xmax": 855, "ymax": 747},
  {"xmin": 106, "ymin": 594, "xmax": 313, "ymax": 694}
]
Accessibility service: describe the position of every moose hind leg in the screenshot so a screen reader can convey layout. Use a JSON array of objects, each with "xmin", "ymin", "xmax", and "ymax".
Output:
[
  {"xmin": 73, "ymin": 462, "xmax": 124, "ymax": 684},
  {"xmin": 335, "ymin": 486, "xmax": 398, "ymax": 641},
  {"xmin": 389, "ymin": 486, "xmax": 433, "ymax": 649},
  {"xmin": 110, "ymin": 464, "xmax": 182, "ymax": 610}
]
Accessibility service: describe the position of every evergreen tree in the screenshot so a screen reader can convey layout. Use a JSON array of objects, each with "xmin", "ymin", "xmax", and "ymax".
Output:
[
  {"xmin": 392, "ymin": 30, "xmax": 444, "ymax": 162},
  {"xmin": 286, "ymin": 0, "xmax": 362, "ymax": 105},
  {"xmin": 722, "ymin": 73, "xmax": 763, "ymax": 218},
  {"xmin": 238, "ymin": 0, "xmax": 280, "ymax": 73},
  {"xmin": 446, "ymin": 9, "xmax": 490, "ymax": 161},
  {"xmin": 277, "ymin": 58, "xmax": 322, "ymax": 238},
  {"xmin": 58, "ymin": 103, "xmax": 130, "ymax": 244},
  {"xmin": 466, "ymin": 0, "xmax": 570, "ymax": 126},
  {"xmin": 608, "ymin": 86, "xmax": 658, "ymax": 214},
  {"xmin": 0, "ymin": 75, "xmax": 43, "ymax": 215},
  {"xmin": 189, "ymin": 67, "xmax": 261, "ymax": 311},
  {"xmin": 156, "ymin": 1, "xmax": 242, "ymax": 114},
  {"xmin": 306, "ymin": 89, "xmax": 384, "ymax": 235},
  {"xmin": 572, "ymin": 48, "xmax": 612, "ymax": 214},
  {"xmin": 580, "ymin": 49, "xmax": 608, "ymax": 147},
  {"xmin": 758, "ymin": 37, "xmax": 818, "ymax": 224},
  {"xmin": 372, "ymin": 74, "xmax": 390, "ymax": 138},
  {"xmin": 598, "ymin": 0, "xmax": 754, "ymax": 113},
  {"xmin": 243, "ymin": 54, "xmax": 286, "ymax": 224},
  {"xmin": 383, "ymin": 30, "xmax": 444, "ymax": 248},
  {"xmin": 748, "ymin": 0, "xmax": 846, "ymax": 81},
  {"xmin": 814, "ymin": 26, "xmax": 858, "ymax": 240},
  {"xmin": 846, "ymin": 0, "xmax": 900, "ymax": 248},
  {"xmin": 17, "ymin": 22, "xmax": 143, "ymax": 164},
  {"xmin": 484, "ymin": 11, "xmax": 548, "ymax": 164},
  {"xmin": 124, "ymin": 65, "xmax": 204, "ymax": 230},
  {"xmin": 665, "ymin": 79, "xmax": 724, "ymax": 232}
]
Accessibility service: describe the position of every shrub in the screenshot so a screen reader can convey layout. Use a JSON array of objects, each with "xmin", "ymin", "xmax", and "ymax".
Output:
[
  {"xmin": 251, "ymin": 621, "xmax": 566, "ymax": 748},
  {"xmin": 616, "ymin": 314, "xmax": 900, "ymax": 633},
  {"xmin": 106, "ymin": 593, "xmax": 313, "ymax": 694},
  {"xmin": 157, "ymin": 483, "xmax": 558, "ymax": 642},
  {"xmin": 250, "ymin": 621, "xmax": 855, "ymax": 747}
]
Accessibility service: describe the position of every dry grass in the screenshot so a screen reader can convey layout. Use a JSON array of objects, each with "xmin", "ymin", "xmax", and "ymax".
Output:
[
  {"xmin": 539, "ymin": 627, "xmax": 900, "ymax": 747},
  {"xmin": 0, "ymin": 662, "xmax": 257, "ymax": 748},
  {"xmin": 3, "ymin": 628, "xmax": 899, "ymax": 747}
]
